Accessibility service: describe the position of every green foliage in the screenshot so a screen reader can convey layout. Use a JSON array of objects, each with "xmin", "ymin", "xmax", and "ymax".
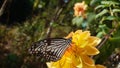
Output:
[
  {"xmin": 93, "ymin": 0, "xmax": 120, "ymax": 67},
  {"xmin": 90, "ymin": 0, "xmax": 102, "ymax": 6},
  {"xmin": 95, "ymin": 9, "xmax": 109, "ymax": 19},
  {"xmin": 95, "ymin": 27, "xmax": 120, "ymax": 64},
  {"xmin": 72, "ymin": 17, "xmax": 84, "ymax": 27}
]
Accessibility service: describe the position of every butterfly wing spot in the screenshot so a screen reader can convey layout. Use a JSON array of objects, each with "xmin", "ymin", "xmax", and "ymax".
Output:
[{"xmin": 29, "ymin": 38, "xmax": 72, "ymax": 62}]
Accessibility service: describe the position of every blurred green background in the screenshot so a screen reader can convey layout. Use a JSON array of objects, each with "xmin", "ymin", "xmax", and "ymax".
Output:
[{"xmin": 0, "ymin": 0, "xmax": 120, "ymax": 68}]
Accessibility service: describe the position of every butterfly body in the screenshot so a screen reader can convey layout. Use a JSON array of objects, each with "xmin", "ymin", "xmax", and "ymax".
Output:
[{"xmin": 29, "ymin": 38, "xmax": 71, "ymax": 62}]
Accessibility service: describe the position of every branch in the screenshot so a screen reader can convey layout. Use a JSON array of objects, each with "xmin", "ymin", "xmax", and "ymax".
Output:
[
  {"xmin": 97, "ymin": 29, "xmax": 115, "ymax": 49},
  {"xmin": 0, "ymin": 0, "xmax": 8, "ymax": 16},
  {"xmin": 46, "ymin": 7, "xmax": 63, "ymax": 38},
  {"xmin": 97, "ymin": 21, "xmax": 118, "ymax": 49},
  {"xmin": 91, "ymin": 21, "xmax": 118, "ymax": 59},
  {"xmin": 45, "ymin": 0, "xmax": 71, "ymax": 38}
]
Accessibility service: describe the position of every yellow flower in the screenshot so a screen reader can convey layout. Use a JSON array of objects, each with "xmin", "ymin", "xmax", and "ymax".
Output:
[
  {"xmin": 72, "ymin": 30, "xmax": 100, "ymax": 55},
  {"xmin": 74, "ymin": 1, "xmax": 87, "ymax": 17},
  {"xmin": 96, "ymin": 65, "xmax": 106, "ymax": 68},
  {"xmin": 47, "ymin": 30, "xmax": 105, "ymax": 68}
]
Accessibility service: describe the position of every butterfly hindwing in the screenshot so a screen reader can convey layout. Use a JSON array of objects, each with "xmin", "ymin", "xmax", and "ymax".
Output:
[{"xmin": 29, "ymin": 38, "xmax": 71, "ymax": 62}]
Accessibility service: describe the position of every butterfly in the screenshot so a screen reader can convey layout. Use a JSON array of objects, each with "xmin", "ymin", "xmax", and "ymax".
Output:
[{"xmin": 29, "ymin": 38, "xmax": 72, "ymax": 62}]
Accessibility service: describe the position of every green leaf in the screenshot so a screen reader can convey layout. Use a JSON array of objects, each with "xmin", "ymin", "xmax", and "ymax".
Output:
[
  {"xmin": 110, "ymin": 37, "xmax": 120, "ymax": 43},
  {"xmin": 95, "ymin": 9, "xmax": 109, "ymax": 19},
  {"xmin": 113, "ymin": 27, "xmax": 120, "ymax": 37},
  {"xmin": 96, "ymin": 32, "xmax": 104, "ymax": 38},
  {"xmin": 101, "ymin": 1, "xmax": 119, "ymax": 5},
  {"xmin": 112, "ymin": 9, "xmax": 120, "ymax": 13},
  {"xmin": 72, "ymin": 17, "xmax": 83, "ymax": 27},
  {"xmin": 87, "ymin": 13, "xmax": 96, "ymax": 23},
  {"xmin": 95, "ymin": 5, "xmax": 106, "ymax": 10},
  {"xmin": 90, "ymin": 0, "xmax": 102, "ymax": 6},
  {"xmin": 104, "ymin": 16, "xmax": 116, "ymax": 20}
]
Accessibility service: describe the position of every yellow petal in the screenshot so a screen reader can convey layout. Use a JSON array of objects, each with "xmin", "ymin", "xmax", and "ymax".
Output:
[
  {"xmin": 74, "ymin": 30, "xmax": 90, "ymax": 40},
  {"xmin": 77, "ymin": 63, "xmax": 83, "ymax": 68},
  {"xmin": 85, "ymin": 45, "xmax": 100, "ymax": 55},
  {"xmin": 81, "ymin": 54, "xmax": 95, "ymax": 66},
  {"xmin": 47, "ymin": 56, "xmax": 71, "ymax": 68},
  {"xmin": 79, "ymin": 31, "xmax": 90, "ymax": 40},
  {"xmin": 88, "ymin": 37, "xmax": 101, "ymax": 47},
  {"xmin": 72, "ymin": 30, "xmax": 90, "ymax": 48},
  {"xmin": 74, "ymin": 30, "xmax": 82, "ymax": 34},
  {"xmin": 82, "ymin": 63, "xmax": 96, "ymax": 68},
  {"xmin": 96, "ymin": 64, "xmax": 106, "ymax": 68},
  {"xmin": 65, "ymin": 32, "xmax": 74, "ymax": 39}
]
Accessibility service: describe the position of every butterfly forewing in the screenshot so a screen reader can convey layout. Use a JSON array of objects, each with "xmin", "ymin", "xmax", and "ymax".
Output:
[{"xmin": 29, "ymin": 38, "xmax": 71, "ymax": 62}]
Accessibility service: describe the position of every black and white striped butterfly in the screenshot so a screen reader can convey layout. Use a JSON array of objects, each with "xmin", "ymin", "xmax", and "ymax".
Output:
[{"xmin": 29, "ymin": 38, "xmax": 72, "ymax": 62}]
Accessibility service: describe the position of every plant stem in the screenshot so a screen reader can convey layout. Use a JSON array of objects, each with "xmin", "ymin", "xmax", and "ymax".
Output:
[{"xmin": 0, "ymin": 0, "xmax": 7, "ymax": 16}]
